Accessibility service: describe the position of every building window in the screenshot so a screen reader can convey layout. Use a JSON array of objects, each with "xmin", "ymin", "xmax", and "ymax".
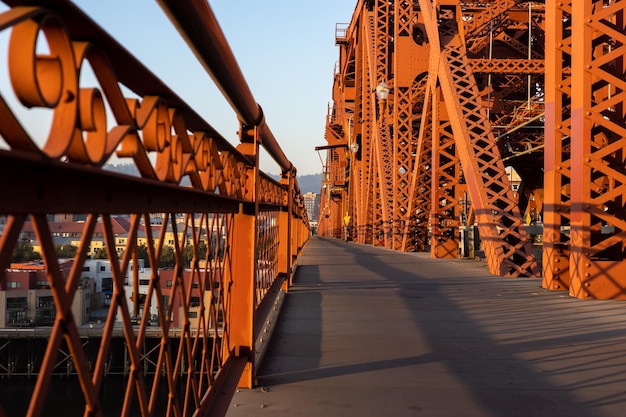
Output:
[
  {"xmin": 166, "ymin": 280, "xmax": 172, "ymax": 288},
  {"xmin": 35, "ymin": 280, "xmax": 50, "ymax": 289},
  {"xmin": 7, "ymin": 281, "xmax": 21, "ymax": 289},
  {"xmin": 139, "ymin": 279, "xmax": 150, "ymax": 286},
  {"xmin": 83, "ymin": 266, "xmax": 90, "ymax": 272},
  {"xmin": 100, "ymin": 266, "xmax": 106, "ymax": 272},
  {"xmin": 6, "ymin": 297, "xmax": 27, "ymax": 310},
  {"xmin": 6, "ymin": 310, "xmax": 28, "ymax": 326},
  {"xmin": 35, "ymin": 309, "xmax": 55, "ymax": 326},
  {"xmin": 190, "ymin": 297, "xmax": 200, "ymax": 307},
  {"xmin": 188, "ymin": 311, "xmax": 198, "ymax": 318}
]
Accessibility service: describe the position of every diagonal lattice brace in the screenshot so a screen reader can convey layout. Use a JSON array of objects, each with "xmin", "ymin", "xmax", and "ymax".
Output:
[{"xmin": 420, "ymin": 0, "xmax": 539, "ymax": 277}]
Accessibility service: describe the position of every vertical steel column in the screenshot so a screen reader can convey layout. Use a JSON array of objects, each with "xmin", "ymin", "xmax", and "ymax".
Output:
[
  {"xmin": 227, "ymin": 125, "xmax": 259, "ymax": 388},
  {"xmin": 372, "ymin": 0, "xmax": 392, "ymax": 247},
  {"xmin": 403, "ymin": 83, "xmax": 434, "ymax": 252},
  {"xmin": 543, "ymin": 0, "xmax": 572, "ymax": 291},
  {"xmin": 569, "ymin": 0, "xmax": 626, "ymax": 299},
  {"xmin": 431, "ymin": 86, "xmax": 461, "ymax": 258},
  {"xmin": 361, "ymin": 12, "xmax": 377, "ymax": 245},
  {"xmin": 392, "ymin": 1, "xmax": 419, "ymax": 250}
]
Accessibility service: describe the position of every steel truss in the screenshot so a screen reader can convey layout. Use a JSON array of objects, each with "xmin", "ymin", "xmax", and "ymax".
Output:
[
  {"xmin": 323, "ymin": 0, "xmax": 626, "ymax": 295},
  {"xmin": 321, "ymin": 0, "xmax": 542, "ymax": 277},
  {"xmin": 544, "ymin": 0, "xmax": 626, "ymax": 299}
]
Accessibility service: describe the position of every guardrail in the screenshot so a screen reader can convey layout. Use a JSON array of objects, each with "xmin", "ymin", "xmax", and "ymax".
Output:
[{"xmin": 0, "ymin": 1, "xmax": 309, "ymax": 416}]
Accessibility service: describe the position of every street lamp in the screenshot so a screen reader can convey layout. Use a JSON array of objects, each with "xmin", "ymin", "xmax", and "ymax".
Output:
[
  {"xmin": 375, "ymin": 81, "xmax": 390, "ymax": 126},
  {"xmin": 375, "ymin": 81, "xmax": 390, "ymax": 101}
]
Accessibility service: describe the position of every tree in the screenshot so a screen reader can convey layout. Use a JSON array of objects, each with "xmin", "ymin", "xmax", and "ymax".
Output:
[
  {"xmin": 137, "ymin": 244, "xmax": 150, "ymax": 264},
  {"xmin": 10, "ymin": 240, "xmax": 41, "ymax": 263},
  {"xmin": 182, "ymin": 242, "xmax": 208, "ymax": 268},
  {"xmin": 55, "ymin": 244, "xmax": 78, "ymax": 258},
  {"xmin": 159, "ymin": 245, "xmax": 176, "ymax": 268},
  {"xmin": 93, "ymin": 247, "xmax": 108, "ymax": 259}
]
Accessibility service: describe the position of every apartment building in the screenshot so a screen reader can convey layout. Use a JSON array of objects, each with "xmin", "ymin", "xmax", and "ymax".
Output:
[{"xmin": 0, "ymin": 259, "xmax": 92, "ymax": 328}]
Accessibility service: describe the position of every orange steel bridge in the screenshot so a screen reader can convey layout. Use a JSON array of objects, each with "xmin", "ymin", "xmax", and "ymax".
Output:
[
  {"xmin": 318, "ymin": 0, "xmax": 626, "ymax": 300},
  {"xmin": 1, "ymin": 0, "xmax": 626, "ymax": 416}
]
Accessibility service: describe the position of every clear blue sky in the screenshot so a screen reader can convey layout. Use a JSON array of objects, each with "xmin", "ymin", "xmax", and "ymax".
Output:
[{"xmin": 68, "ymin": 0, "xmax": 357, "ymax": 175}]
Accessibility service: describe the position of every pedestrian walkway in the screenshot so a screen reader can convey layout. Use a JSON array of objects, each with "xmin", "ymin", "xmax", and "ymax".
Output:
[{"xmin": 226, "ymin": 237, "xmax": 626, "ymax": 417}]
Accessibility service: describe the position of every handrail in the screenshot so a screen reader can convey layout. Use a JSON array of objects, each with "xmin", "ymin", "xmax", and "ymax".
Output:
[{"xmin": 157, "ymin": 0, "xmax": 294, "ymax": 175}]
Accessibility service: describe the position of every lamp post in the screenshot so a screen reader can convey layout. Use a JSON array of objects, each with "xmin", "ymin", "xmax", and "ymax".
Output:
[
  {"xmin": 374, "ymin": 81, "xmax": 392, "ymax": 248},
  {"xmin": 375, "ymin": 82, "xmax": 390, "ymax": 116},
  {"xmin": 345, "ymin": 139, "xmax": 359, "ymax": 241}
]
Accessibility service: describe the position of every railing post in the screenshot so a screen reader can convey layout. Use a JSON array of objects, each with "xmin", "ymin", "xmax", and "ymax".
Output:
[
  {"xmin": 278, "ymin": 172, "xmax": 294, "ymax": 290},
  {"xmin": 228, "ymin": 202, "xmax": 255, "ymax": 388},
  {"xmin": 226, "ymin": 124, "xmax": 260, "ymax": 388}
]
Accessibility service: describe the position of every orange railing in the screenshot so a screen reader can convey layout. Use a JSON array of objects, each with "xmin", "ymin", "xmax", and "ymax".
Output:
[{"xmin": 0, "ymin": 1, "xmax": 309, "ymax": 416}]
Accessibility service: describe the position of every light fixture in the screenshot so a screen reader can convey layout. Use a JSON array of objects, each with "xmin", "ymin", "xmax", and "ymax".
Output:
[
  {"xmin": 375, "ymin": 82, "xmax": 390, "ymax": 100},
  {"xmin": 350, "ymin": 142, "xmax": 359, "ymax": 153}
]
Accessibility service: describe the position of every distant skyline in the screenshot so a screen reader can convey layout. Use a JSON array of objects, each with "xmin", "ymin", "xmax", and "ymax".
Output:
[{"xmin": 77, "ymin": 1, "xmax": 359, "ymax": 175}]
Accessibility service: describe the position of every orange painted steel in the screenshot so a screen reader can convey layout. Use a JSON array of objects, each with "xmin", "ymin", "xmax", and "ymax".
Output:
[
  {"xmin": 543, "ymin": 0, "xmax": 573, "ymax": 292},
  {"xmin": 0, "ymin": 1, "xmax": 308, "ymax": 417},
  {"xmin": 321, "ymin": 1, "xmax": 542, "ymax": 277},
  {"xmin": 567, "ymin": 0, "xmax": 626, "ymax": 299},
  {"xmin": 322, "ymin": 0, "xmax": 626, "ymax": 296}
]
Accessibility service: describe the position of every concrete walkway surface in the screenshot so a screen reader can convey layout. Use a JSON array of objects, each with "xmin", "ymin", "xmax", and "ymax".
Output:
[{"xmin": 226, "ymin": 237, "xmax": 626, "ymax": 417}]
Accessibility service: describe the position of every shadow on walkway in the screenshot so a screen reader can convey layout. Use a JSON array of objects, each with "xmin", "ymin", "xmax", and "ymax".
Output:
[{"xmin": 227, "ymin": 237, "xmax": 626, "ymax": 417}]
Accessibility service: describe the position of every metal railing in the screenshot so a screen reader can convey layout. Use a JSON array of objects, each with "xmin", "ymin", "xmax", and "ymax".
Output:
[{"xmin": 0, "ymin": 1, "xmax": 309, "ymax": 416}]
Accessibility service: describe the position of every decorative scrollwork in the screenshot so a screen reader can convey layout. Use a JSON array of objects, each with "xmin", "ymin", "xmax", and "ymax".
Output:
[{"xmin": 0, "ymin": 7, "xmax": 284, "ymax": 202}]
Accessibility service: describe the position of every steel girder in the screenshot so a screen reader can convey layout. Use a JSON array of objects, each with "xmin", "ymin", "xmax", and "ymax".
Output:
[
  {"xmin": 431, "ymin": 86, "xmax": 463, "ymax": 258},
  {"xmin": 420, "ymin": 1, "xmax": 539, "ymax": 276},
  {"xmin": 543, "ymin": 0, "xmax": 573, "ymax": 291},
  {"xmin": 550, "ymin": 0, "xmax": 626, "ymax": 299}
]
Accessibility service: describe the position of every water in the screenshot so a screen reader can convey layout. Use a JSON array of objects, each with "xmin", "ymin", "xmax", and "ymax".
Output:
[{"xmin": 1, "ymin": 376, "xmax": 175, "ymax": 417}]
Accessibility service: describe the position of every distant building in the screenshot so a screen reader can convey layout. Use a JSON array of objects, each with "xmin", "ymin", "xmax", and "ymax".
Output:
[
  {"xmin": 0, "ymin": 259, "xmax": 93, "ymax": 328},
  {"xmin": 81, "ymin": 259, "xmax": 144, "ymax": 308},
  {"xmin": 303, "ymin": 192, "xmax": 319, "ymax": 223}
]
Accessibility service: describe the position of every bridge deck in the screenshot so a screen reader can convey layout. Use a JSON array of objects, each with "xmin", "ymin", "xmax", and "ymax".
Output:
[{"xmin": 226, "ymin": 237, "xmax": 626, "ymax": 417}]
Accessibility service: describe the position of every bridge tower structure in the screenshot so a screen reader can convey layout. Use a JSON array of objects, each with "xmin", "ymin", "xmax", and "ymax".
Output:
[
  {"xmin": 320, "ymin": 0, "xmax": 626, "ymax": 297},
  {"xmin": 320, "ymin": 0, "xmax": 543, "ymax": 277}
]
